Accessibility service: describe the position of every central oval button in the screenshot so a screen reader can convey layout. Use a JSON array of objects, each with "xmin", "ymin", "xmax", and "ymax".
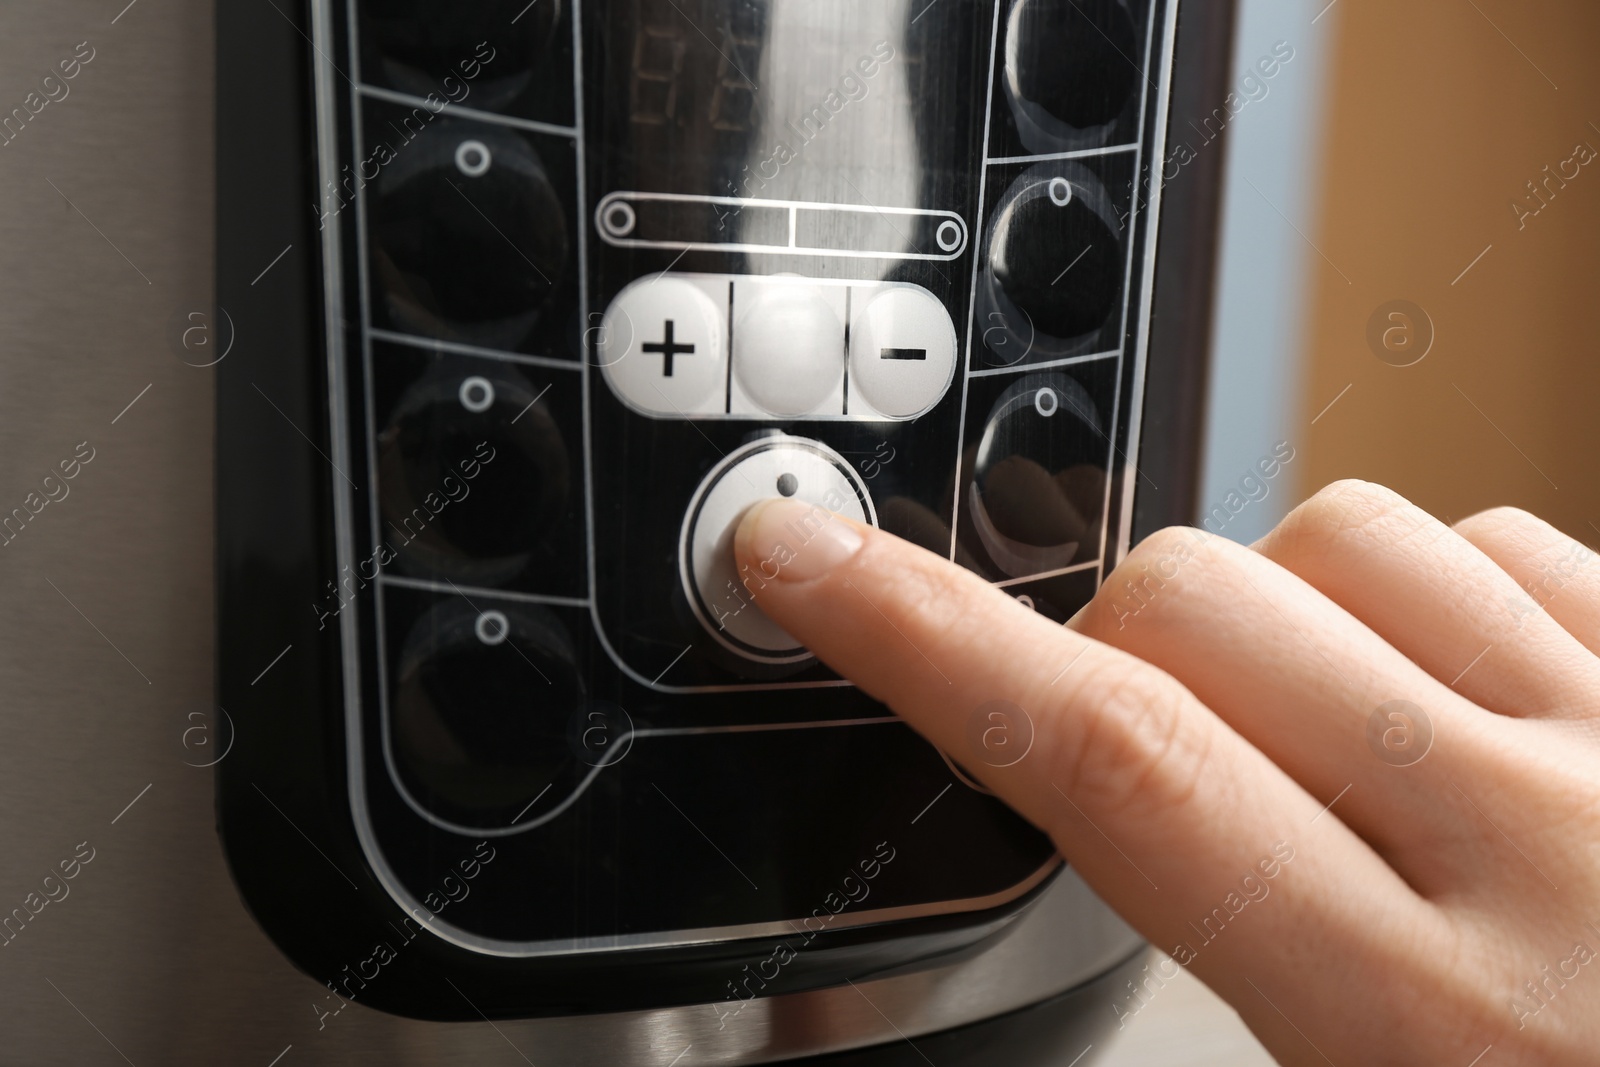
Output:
[
  {"xmin": 732, "ymin": 280, "xmax": 846, "ymax": 418},
  {"xmin": 680, "ymin": 437, "xmax": 876, "ymax": 664}
]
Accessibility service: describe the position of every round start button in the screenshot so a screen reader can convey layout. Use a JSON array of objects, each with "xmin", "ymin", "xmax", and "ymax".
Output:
[{"xmin": 680, "ymin": 436, "xmax": 877, "ymax": 664}]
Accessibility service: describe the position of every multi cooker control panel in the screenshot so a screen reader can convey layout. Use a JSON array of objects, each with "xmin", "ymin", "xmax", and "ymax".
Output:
[{"xmin": 311, "ymin": 0, "xmax": 1175, "ymax": 956}]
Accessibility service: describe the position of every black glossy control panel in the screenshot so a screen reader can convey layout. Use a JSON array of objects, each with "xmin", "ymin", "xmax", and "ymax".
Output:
[{"xmin": 309, "ymin": 0, "xmax": 1171, "ymax": 957}]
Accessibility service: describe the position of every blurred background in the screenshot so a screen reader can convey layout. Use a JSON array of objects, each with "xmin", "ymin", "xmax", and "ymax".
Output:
[
  {"xmin": 1105, "ymin": 0, "xmax": 1600, "ymax": 1062},
  {"xmin": 1202, "ymin": 0, "xmax": 1600, "ymax": 548}
]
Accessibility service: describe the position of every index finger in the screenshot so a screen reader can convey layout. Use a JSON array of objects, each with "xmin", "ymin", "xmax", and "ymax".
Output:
[{"xmin": 733, "ymin": 497, "xmax": 1416, "ymax": 985}]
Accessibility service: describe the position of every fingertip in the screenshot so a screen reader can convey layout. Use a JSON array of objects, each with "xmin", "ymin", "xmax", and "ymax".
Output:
[
  {"xmin": 733, "ymin": 497, "xmax": 867, "ymax": 585},
  {"xmin": 732, "ymin": 497, "xmax": 782, "ymax": 571}
]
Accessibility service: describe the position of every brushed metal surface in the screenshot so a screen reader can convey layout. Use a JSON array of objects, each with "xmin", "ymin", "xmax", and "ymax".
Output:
[{"xmin": 0, "ymin": 2, "xmax": 1142, "ymax": 1063}]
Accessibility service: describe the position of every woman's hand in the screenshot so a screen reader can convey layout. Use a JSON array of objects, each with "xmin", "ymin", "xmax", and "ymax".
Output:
[{"xmin": 733, "ymin": 479, "xmax": 1600, "ymax": 1066}]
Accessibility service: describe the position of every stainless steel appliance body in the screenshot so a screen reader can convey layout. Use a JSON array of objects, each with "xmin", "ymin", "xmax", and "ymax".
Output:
[{"xmin": 0, "ymin": 0, "xmax": 1234, "ymax": 1062}]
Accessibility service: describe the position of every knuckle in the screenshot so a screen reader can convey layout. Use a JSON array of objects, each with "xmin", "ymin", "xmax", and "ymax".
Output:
[
  {"xmin": 1455, "ymin": 508, "xmax": 1600, "ymax": 613},
  {"xmin": 1270, "ymin": 478, "xmax": 1425, "ymax": 558},
  {"xmin": 1453, "ymin": 504, "xmax": 1544, "ymax": 544},
  {"xmin": 1314, "ymin": 476, "xmax": 1403, "ymax": 507},
  {"xmin": 1126, "ymin": 524, "xmax": 1214, "ymax": 565},
  {"xmin": 1043, "ymin": 656, "xmax": 1214, "ymax": 820},
  {"xmin": 1081, "ymin": 525, "xmax": 1221, "ymax": 637}
]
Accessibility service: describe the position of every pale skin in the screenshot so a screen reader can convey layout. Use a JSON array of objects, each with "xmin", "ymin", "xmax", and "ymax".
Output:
[{"xmin": 733, "ymin": 479, "xmax": 1600, "ymax": 1066}]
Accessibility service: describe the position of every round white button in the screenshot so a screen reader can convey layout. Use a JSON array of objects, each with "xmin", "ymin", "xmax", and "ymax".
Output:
[
  {"xmin": 849, "ymin": 285, "xmax": 958, "ymax": 419},
  {"xmin": 599, "ymin": 277, "xmax": 727, "ymax": 416},
  {"xmin": 733, "ymin": 283, "xmax": 844, "ymax": 417},
  {"xmin": 681, "ymin": 437, "xmax": 875, "ymax": 663}
]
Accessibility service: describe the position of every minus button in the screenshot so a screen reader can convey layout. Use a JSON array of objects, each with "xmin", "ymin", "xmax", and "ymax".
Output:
[{"xmin": 880, "ymin": 348, "xmax": 928, "ymax": 361}]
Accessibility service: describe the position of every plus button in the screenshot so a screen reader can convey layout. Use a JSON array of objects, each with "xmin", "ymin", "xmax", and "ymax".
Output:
[{"xmin": 643, "ymin": 319, "xmax": 696, "ymax": 377}]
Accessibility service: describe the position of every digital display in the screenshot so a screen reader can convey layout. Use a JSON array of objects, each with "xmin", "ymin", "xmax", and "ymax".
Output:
[{"xmin": 594, "ymin": 0, "xmax": 985, "ymax": 248}]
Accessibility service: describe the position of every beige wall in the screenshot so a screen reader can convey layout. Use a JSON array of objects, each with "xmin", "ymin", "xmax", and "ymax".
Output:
[{"xmin": 1300, "ymin": 1, "xmax": 1600, "ymax": 539}]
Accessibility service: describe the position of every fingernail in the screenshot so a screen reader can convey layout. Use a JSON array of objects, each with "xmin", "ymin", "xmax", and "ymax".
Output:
[{"xmin": 735, "ymin": 498, "xmax": 865, "ymax": 583}]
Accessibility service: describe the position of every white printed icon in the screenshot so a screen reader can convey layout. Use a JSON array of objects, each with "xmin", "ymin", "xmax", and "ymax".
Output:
[
  {"xmin": 848, "ymin": 285, "xmax": 959, "ymax": 420},
  {"xmin": 597, "ymin": 276, "xmax": 728, "ymax": 417}
]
